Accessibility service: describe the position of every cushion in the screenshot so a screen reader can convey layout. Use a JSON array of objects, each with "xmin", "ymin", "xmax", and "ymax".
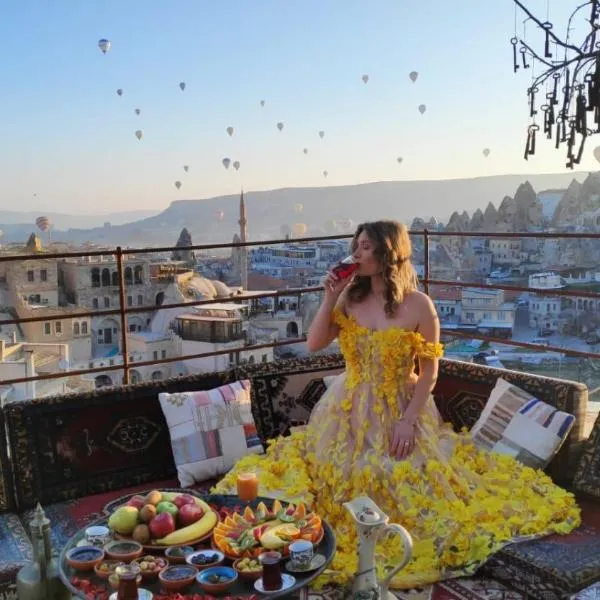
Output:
[
  {"xmin": 573, "ymin": 410, "xmax": 600, "ymax": 499},
  {"xmin": 481, "ymin": 499, "xmax": 600, "ymax": 600},
  {"xmin": 159, "ymin": 380, "xmax": 264, "ymax": 487},
  {"xmin": 433, "ymin": 359, "xmax": 588, "ymax": 486},
  {"xmin": 5, "ymin": 370, "xmax": 235, "ymax": 508},
  {"xmin": 233, "ymin": 355, "xmax": 346, "ymax": 441},
  {"xmin": 470, "ymin": 378, "xmax": 575, "ymax": 469}
]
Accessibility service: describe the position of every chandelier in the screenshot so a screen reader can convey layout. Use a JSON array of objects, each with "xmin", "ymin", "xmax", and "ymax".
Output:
[{"xmin": 512, "ymin": 0, "xmax": 600, "ymax": 168}]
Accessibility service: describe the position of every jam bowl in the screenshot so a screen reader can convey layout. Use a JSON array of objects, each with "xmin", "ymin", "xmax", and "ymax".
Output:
[
  {"xmin": 66, "ymin": 546, "xmax": 105, "ymax": 572},
  {"xmin": 158, "ymin": 565, "xmax": 198, "ymax": 591}
]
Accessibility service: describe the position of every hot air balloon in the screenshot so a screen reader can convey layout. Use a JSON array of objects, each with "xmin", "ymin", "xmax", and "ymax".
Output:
[
  {"xmin": 174, "ymin": 181, "xmax": 182, "ymax": 190},
  {"xmin": 337, "ymin": 218, "xmax": 354, "ymax": 231},
  {"xmin": 418, "ymin": 104, "xmax": 426, "ymax": 115},
  {"xmin": 483, "ymin": 148, "xmax": 491, "ymax": 158},
  {"xmin": 36, "ymin": 216, "xmax": 50, "ymax": 232},
  {"xmin": 323, "ymin": 170, "xmax": 329, "ymax": 178},
  {"xmin": 409, "ymin": 71, "xmax": 419, "ymax": 83},
  {"xmin": 260, "ymin": 100, "xmax": 265, "ymax": 107},
  {"xmin": 226, "ymin": 126, "xmax": 234, "ymax": 137},
  {"xmin": 116, "ymin": 89, "xmax": 123, "ymax": 97},
  {"xmin": 135, "ymin": 130, "xmax": 143, "ymax": 141},
  {"xmin": 134, "ymin": 108, "xmax": 141, "ymax": 115},
  {"xmin": 183, "ymin": 165, "xmax": 189, "ymax": 172},
  {"xmin": 319, "ymin": 130, "xmax": 325, "ymax": 139},
  {"xmin": 98, "ymin": 39, "xmax": 111, "ymax": 54},
  {"xmin": 222, "ymin": 158, "xmax": 231, "ymax": 169},
  {"xmin": 303, "ymin": 148, "xmax": 308, "ymax": 154},
  {"xmin": 362, "ymin": 74, "xmax": 369, "ymax": 84},
  {"xmin": 292, "ymin": 223, "xmax": 307, "ymax": 237},
  {"xmin": 277, "ymin": 122, "xmax": 284, "ymax": 131},
  {"xmin": 293, "ymin": 203, "xmax": 303, "ymax": 213},
  {"xmin": 397, "ymin": 157, "xmax": 403, "ymax": 164},
  {"xmin": 179, "ymin": 82, "xmax": 186, "ymax": 91},
  {"xmin": 215, "ymin": 209, "xmax": 225, "ymax": 221},
  {"xmin": 233, "ymin": 161, "xmax": 240, "ymax": 171}
]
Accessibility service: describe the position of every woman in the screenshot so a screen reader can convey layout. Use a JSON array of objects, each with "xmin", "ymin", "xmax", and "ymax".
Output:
[{"xmin": 213, "ymin": 220, "xmax": 580, "ymax": 589}]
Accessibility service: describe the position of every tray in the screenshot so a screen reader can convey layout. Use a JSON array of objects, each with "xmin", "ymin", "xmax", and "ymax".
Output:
[{"xmin": 59, "ymin": 493, "xmax": 336, "ymax": 600}]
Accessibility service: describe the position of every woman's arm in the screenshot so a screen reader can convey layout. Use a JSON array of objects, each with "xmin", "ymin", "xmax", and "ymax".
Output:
[
  {"xmin": 402, "ymin": 292, "xmax": 440, "ymax": 425},
  {"xmin": 306, "ymin": 290, "xmax": 347, "ymax": 352}
]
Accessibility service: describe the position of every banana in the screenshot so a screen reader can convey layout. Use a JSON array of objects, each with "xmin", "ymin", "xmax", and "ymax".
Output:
[{"xmin": 154, "ymin": 505, "xmax": 217, "ymax": 546}]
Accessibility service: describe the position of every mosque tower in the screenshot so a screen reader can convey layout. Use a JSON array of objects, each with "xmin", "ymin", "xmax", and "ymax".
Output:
[{"xmin": 238, "ymin": 189, "xmax": 248, "ymax": 290}]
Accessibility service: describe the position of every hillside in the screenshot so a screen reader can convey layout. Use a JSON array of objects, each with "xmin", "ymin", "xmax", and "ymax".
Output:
[{"xmin": 0, "ymin": 173, "xmax": 590, "ymax": 247}]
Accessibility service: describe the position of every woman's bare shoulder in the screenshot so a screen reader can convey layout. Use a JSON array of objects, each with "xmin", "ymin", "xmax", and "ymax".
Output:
[{"xmin": 405, "ymin": 290, "xmax": 436, "ymax": 312}]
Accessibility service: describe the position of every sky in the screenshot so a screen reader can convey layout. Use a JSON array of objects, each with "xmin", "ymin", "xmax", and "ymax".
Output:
[{"xmin": 0, "ymin": 0, "xmax": 594, "ymax": 214}]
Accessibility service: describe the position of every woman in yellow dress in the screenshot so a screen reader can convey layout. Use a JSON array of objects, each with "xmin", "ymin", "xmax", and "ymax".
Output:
[{"xmin": 213, "ymin": 220, "xmax": 580, "ymax": 589}]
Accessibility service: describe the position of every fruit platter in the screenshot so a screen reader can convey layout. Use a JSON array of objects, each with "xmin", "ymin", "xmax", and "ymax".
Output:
[
  {"xmin": 58, "ymin": 492, "xmax": 336, "ymax": 600},
  {"xmin": 213, "ymin": 500, "xmax": 323, "ymax": 558},
  {"xmin": 108, "ymin": 489, "xmax": 219, "ymax": 548}
]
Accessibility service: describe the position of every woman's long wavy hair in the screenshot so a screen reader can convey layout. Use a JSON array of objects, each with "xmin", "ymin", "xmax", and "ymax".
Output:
[{"xmin": 347, "ymin": 220, "xmax": 419, "ymax": 317}]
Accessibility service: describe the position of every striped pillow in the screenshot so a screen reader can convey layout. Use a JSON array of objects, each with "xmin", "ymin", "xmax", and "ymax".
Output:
[
  {"xmin": 159, "ymin": 380, "xmax": 264, "ymax": 487},
  {"xmin": 470, "ymin": 378, "xmax": 575, "ymax": 470}
]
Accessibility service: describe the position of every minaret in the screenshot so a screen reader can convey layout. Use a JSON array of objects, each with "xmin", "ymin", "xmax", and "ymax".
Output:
[{"xmin": 238, "ymin": 189, "xmax": 248, "ymax": 290}]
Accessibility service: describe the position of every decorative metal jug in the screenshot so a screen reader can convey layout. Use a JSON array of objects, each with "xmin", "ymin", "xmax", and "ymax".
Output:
[{"xmin": 343, "ymin": 496, "xmax": 413, "ymax": 600}]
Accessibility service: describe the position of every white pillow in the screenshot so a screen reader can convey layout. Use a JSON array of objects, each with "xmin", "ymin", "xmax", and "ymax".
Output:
[
  {"xmin": 159, "ymin": 380, "xmax": 264, "ymax": 487},
  {"xmin": 470, "ymin": 378, "xmax": 575, "ymax": 470}
]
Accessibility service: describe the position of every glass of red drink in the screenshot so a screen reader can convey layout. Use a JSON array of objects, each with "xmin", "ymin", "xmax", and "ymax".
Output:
[
  {"xmin": 258, "ymin": 551, "xmax": 283, "ymax": 591},
  {"xmin": 331, "ymin": 255, "xmax": 358, "ymax": 279}
]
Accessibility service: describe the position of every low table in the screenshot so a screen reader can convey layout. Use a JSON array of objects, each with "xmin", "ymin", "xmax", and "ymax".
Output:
[{"xmin": 59, "ymin": 493, "xmax": 336, "ymax": 599}]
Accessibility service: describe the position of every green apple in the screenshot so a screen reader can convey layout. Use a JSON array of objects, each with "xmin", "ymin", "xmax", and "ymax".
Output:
[{"xmin": 156, "ymin": 501, "xmax": 179, "ymax": 519}]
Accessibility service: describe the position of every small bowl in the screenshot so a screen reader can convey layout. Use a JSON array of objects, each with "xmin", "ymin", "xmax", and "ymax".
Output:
[
  {"xmin": 158, "ymin": 565, "xmax": 198, "ymax": 591},
  {"xmin": 233, "ymin": 557, "xmax": 263, "ymax": 582},
  {"xmin": 197, "ymin": 566, "xmax": 238, "ymax": 594},
  {"xmin": 132, "ymin": 555, "xmax": 169, "ymax": 581},
  {"xmin": 94, "ymin": 559, "xmax": 125, "ymax": 579},
  {"xmin": 104, "ymin": 540, "xmax": 143, "ymax": 563},
  {"xmin": 66, "ymin": 546, "xmax": 105, "ymax": 572},
  {"xmin": 185, "ymin": 549, "xmax": 224, "ymax": 571},
  {"xmin": 107, "ymin": 572, "xmax": 143, "ymax": 591},
  {"xmin": 165, "ymin": 545, "xmax": 194, "ymax": 564}
]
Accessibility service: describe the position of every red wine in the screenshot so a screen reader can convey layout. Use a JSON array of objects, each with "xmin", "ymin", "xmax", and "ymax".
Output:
[{"xmin": 331, "ymin": 256, "xmax": 359, "ymax": 279}]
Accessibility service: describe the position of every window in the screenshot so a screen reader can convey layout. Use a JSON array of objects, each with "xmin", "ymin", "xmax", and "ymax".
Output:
[
  {"xmin": 127, "ymin": 295, "xmax": 133, "ymax": 307},
  {"xmin": 91, "ymin": 268, "xmax": 100, "ymax": 287},
  {"xmin": 125, "ymin": 267, "xmax": 133, "ymax": 285},
  {"xmin": 262, "ymin": 354, "xmax": 268, "ymax": 363},
  {"xmin": 111, "ymin": 271, "xmax": 119, "ymax": 286},
  {"xmin": 81, "ymin": 321, "xmax": 88, "ymax": 334},
  {"xmin": 55, "ymin": 321, "xmax": 62, "ymax": 334},
  {"xmin": 73, "ymin": 322, "xmax": 80, "ymax": 335},
  {"xmin": 161, "ymin": 349, "xmax": 166, "ymax": 359},
  {"xmin": 27, "ymin": 270, "xmax": 34, "ymax": 282},
  {"xmin": 104, "ymin": 297, "xmax": 110, "ymax": 308},
  {"xmin": 40, "ymin": 269, "xmax": 47, "ymax": 282},
  {"xmin": 137, "ymin": 295, "xmax": 143, "ymax": 306},
  {"xmin": 92, "ymin": 298, "xmax": 99, "ymax": 309},
  {"xmin": 101, "ymin": 268, "xmax": 111, "ymax": 286},
  {"xmin": 153, "ymin": 351, "xmax": 158, "ymax": 360},
  {"xmin": 44, "ymin": 322, "xmax": 51, "ymax": 335}
]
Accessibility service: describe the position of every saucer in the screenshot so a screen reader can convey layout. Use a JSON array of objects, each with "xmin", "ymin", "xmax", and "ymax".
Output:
[
  {"xmin": 285, "ymin": 553, "xmax": 327, "ymax": 573},
  {"xmin": 254, "ymin": 573, "xmax": 296, "ymax": 595}
]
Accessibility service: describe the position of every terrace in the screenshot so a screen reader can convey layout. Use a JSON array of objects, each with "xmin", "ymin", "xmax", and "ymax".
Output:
[{"xmin": 1, "ymin": 230, "xmax": 600, "ymax": 599}]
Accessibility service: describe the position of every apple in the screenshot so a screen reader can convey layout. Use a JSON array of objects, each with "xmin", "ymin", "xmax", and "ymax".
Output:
[
  {"xmin": 178, "ymin": 503, "xmax": 204, "ymax": 527},
  {"xmin": 127, "ymin": 495, "xmax": 146, "ymax": 511},
  {"xmin": 173, "ymin": 494, "xmax": 196, "ymax": 509},
  {"xmin": 149, "ymin": 512, "xmax": 176, "ymax": 539},
  {"xmin": 156, "ymin": 501, "xmax": 179, "ymax": 519}
]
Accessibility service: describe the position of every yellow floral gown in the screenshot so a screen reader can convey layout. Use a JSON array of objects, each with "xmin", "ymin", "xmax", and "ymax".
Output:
[{"xmin": 212, "ymin": 309, "xmax": 581, "ymax": 589}]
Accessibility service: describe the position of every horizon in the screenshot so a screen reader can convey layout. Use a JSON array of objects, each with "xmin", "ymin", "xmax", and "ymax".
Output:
[{"xmin": 2, "ymin": 1, "xmax": 599, "ymax": 215}]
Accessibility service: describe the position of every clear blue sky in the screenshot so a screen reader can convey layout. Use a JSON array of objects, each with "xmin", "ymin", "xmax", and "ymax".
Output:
[{"xmin": 0, "ymin": 0, "xmax": 591, "ymax": 214}]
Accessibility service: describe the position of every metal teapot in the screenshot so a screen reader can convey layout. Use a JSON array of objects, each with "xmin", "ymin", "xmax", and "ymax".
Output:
[{"xmin": 343, "ymin": 496, "xmax": 413, "ymax": 600}]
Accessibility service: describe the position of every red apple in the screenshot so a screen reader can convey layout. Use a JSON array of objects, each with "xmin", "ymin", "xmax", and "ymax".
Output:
[
  {"xmin": 178, "ymin": 503, "xmax": 204, "ymax": 527},
  {"xmin": 173, "ymin": 494, "xmax": 196, "ymax": 509},
  {"xmin": 127, "ymin": 495, "xmax": 146, "ymax": 510},
  {"xmin": 149, "ymin": 512, "xmax": 176, "ymax": 539}
]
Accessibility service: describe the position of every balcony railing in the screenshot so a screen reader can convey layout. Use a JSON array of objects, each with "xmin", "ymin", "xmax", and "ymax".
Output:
[{"xmin": 2, "ymin": 230, "xmax": 600, "ymax": 391}]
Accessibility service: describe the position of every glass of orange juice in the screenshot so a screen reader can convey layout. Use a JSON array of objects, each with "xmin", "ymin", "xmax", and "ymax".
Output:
[{"xmin": 237, "ymin": 471, "xmax": 259, "ymax": 502}]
